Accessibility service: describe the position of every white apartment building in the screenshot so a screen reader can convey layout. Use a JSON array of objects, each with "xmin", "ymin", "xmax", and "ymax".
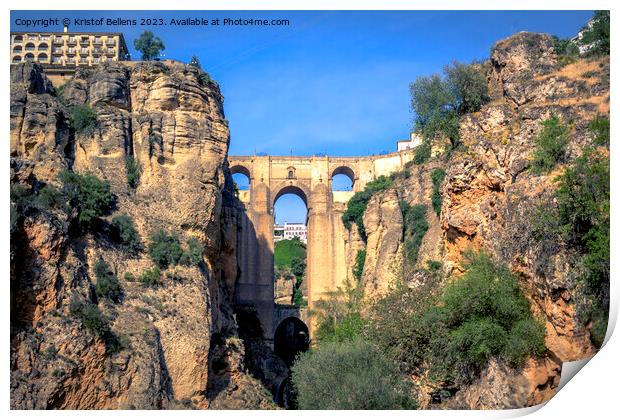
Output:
[{"xmin": 274, "ymin": 222, "xmax": 307, "ymax": 244}]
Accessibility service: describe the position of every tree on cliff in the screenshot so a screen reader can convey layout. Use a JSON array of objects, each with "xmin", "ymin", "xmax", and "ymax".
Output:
[
  {"xmin": 579, "ymin": 10, "xmax": 610, "ymax": 56},
  {"xmin": 134, "ymin": 31, "xmax": 166, "ymax": 61},
  {"xmin": 409, "ymin": 61, "xmax": 489, "ymax": 153}
]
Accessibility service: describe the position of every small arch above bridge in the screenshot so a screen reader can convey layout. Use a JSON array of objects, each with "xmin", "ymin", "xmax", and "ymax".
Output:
[
  {"xmin": 331, "ymin": 165, "xmax": 356, "ymax": 184},
  {"xmin": 230, "ymin": 164, "xmax": 251, "ymax": 180}
]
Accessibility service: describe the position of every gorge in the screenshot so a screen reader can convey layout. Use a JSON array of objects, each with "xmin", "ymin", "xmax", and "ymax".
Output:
[{"xmin": 10, "ymin": 29, "xmax": 609, "ymax": 409}]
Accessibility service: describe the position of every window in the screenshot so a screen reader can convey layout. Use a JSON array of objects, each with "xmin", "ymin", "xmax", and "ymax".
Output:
[
  {"xmin": 24, "ymin": 53, "xmax": 34, "ymax": 61},
  {"xmin": 287, "ymin": 167, "xmax": 296, "ymax": 179},
  {"xmin": 13, "ymin": 46, "xmax": 22, "ymax": 53},
  {"xmin": 12, "ymin": 55, "xmax": 22, "ymax": 63},
  {"xmin": 37, "ymin": 53, "xmax": 48, "ymax": 62}
]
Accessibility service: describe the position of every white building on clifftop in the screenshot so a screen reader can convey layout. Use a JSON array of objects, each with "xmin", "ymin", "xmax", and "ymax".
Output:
[{"xmin": 396, "ymin": 132, "xmax": 423, "ymax": 151}]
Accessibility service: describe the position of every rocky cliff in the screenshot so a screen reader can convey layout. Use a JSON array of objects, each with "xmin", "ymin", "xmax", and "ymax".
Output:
[
  {"xmin": 10, "ymin": 61, "xmax": 274, "ymax": 409},
  {"xmin": 350, "ymin": 32, "xmax": 609, "ymax": 408}
]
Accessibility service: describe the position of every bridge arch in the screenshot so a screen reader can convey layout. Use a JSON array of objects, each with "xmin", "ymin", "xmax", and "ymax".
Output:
[
  {"xmin": 331, "ymin": 165, "xmax": 356, "ymax": 191},
  {"xmin": 272, "ymin": 184, "xmax": 309, "ymax": 208},
  {"xmin": 274, "ymin": 316, "xmax": 309, "ymax": 366},
  {"xmin": 230, "ymin": 164, "xmax": 251, "ymax": 179}
]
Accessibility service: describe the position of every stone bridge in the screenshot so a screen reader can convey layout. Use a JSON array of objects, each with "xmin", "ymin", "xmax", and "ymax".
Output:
[{"xmin": 228, "ymin": 150, "xmax": 415, "ymax": 341}]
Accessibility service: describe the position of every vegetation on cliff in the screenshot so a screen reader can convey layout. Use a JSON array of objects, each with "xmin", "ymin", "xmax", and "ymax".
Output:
[
  {"xmin": 301, "ymin": 252, "xmax": 545, "ymax": 405},
  {"xmin": 533, "ymin": 121, "xmax": 610, "ymax": 346},
  {"xmin": 147, "ymin": 229, "xmax": 205, "ymax": 269},
  {"xmin": 409, "ymin": 60, "xmax": 489, "ymax": 158},
  {"xmin": 531, "ymin": 115, "xmax": 571, "ymax": 173},
  {"xmin": 430, "ymin": 168, "xmax": 446, "ymax": 216},
  {"xmin": 342, "ymin": 175, "xmax": 393, "ymax": 240},
  {"xmin": 400, "ymin": 202, "xmax": 430, "ymax": 266},
  {"xmin": 134, "ymin": 30, "xmax": 166, "ymax": 61},
  {"xmin": 291, "ymin": 339, "xmax": 417, "ymax": 409}
]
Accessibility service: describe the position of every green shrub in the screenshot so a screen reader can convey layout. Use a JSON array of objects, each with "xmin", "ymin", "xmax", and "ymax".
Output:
[
  {"xmin": 400, "ymin": 202, "xmax": 429, "ymax": 265},
  {"xmin": 342, "ymin": 175, "xmax": 393, "ymax": 239},
  {"xmin": 274, "ymin": 237, "xmax": 306, "ymax": 269},
  {"xmin": 180, "ymin": 236, "xmax": 204, "ymax": 266},
  {"xmin": 138, "ymin": 266, "xmax": 162, "ymax": 286},
  {"xmin": 59, "ymin": 171, "xmax": 114, "ymax": 230},
  {"xmin": 35, "ymin": 185, "xmax": 64, "ymax": 210},
  {"xmin": 124, "ymin": 272, "xmax": 136, "ymax": 282},
  {"xmin": 291, "ymin": 339, "xmax": 417, "ymax": 409},
  {"xmin": 552, "ymin": 36, "xmax": 580, "ymax": 67},
  {"xmin": 94, "ymin": 258, "xmax": 123, "ymax": 303},
  {"xmin": 431, "ymin": 168, "xmax": 446, "ymax": 216},
  {"xmin": 125, "ymin": 157, "xmax": 141, "ymax": 188},
  {"xmin": 147, "ymin": 229, "xmax": 183, "ymax": 269},
  {"xmin": 427, "ymin": 259, "xmax": 442, "ymax": 273},
  {"xmin": 111, "ymin": 215, "xmax": 142, "ymax": 252},
  {"xmin": 579, "ymin": 11, "xmax": 610, "ymax": 56},
  {"xmin": 588, "ymin": 116, "xmax": 610, "ymax": 147},
  {"xmin": 293, "ymin": 288, "xmax": 307, "ymax": 308},
  {"xmin": 555, "ymin": 150, "xmax": 609, "ymax": 302},
  {"xmin": 291, "ymin": 256, "xmax": 306, "ymax": 280},
  {"xmin": 352, "ymin": 250, "xmax": 366, "ymax": 283},
  {"xmin": 70, "ymin": 105, "xmax": 98, "ymax": 135},
  {"xmin": 531, "ymin": 115, "xmax": 570, "ymax": 173},
  {"xmin": 412, "ymin": 141, "xmax": 432, "ymax": 164},
  {"xmin": 70, "ymin": 299, "xmax": 110, "ymax": 337},
  {"xmin": 368, "ymin": 252, "xmax": 545, "ymax": 386},
  {"xmin": 433, "ymin": 252, "xmax": 546, "ymax": 382},
  {"xmin": 199, "ymin": 73, "xmax": 212, "ymax": 86}
]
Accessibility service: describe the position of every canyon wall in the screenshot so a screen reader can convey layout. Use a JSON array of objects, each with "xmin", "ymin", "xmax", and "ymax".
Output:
[
  {"xmin": 348, "ymin": 32, "xmax": 609, "ymax": 408},
  {"xmin": 10, "ymin": 61, "xmax": 274, "ymax": 409}
]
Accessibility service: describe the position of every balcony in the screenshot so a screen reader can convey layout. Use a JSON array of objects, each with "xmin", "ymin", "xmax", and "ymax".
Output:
[
  {"xmin": 52, "ymin": 48, "xmax": 64, "ymax": 55},
  {"xmin": 79, "ymin": 49, "xmax": 90, "ymax": 55},
  {"xmin": 105, "ymin": 48, "xmax": 116, "ymax": 55},
  {"xmin": 66, "ymin": 48, "xmax": 76, "ymax": 55},
  {"xmin": 67, "ymin": 38, "xmax": 76, "ymax": 45},
  {"xmin": 53, "ymin": 38, "xmax": 64, "ymax": 45}
]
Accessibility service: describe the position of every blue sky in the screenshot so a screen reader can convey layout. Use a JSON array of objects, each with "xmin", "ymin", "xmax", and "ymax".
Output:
[{"xmin": 11, "ymin": 10, "xmax": 593, "ymax": 223}]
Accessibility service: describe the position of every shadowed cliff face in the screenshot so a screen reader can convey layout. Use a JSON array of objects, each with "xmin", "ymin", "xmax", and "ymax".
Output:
[
  {"xmin": 10, "ymin": 61, "xmax": 274, "ymax": 409},
  {"xmin": 347, "ymin": 32, "xmax": 609, "ymax": 408}
]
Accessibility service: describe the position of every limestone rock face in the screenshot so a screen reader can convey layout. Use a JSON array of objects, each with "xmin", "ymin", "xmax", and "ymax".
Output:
[
  {"xmin": 352, "ymin": 32, "xmax": 608, "ymax": 408},
  {"xmin": 10, "ymin": 63, "xmax": 69, "ymax": 183},
  {"xmin": 445, "ymin": 358, "xmax": 561, "ymax": 409},
  {"xmin": 10, "ymin": 62, "xmax": 269, "ymax": 409},
  {"xmin": 361, "ymin": 190, "xmax": 403, "ymax": 295}
]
